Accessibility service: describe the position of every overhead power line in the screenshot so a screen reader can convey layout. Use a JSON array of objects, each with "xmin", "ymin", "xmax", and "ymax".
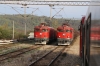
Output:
[
  {"xmin": 52, "ymin": 8, "xmax": 64, "ymax": 18},
  {"xmin": 52, "ymin": 7, "xmax": 64, "ymax": 18},
  {"xmin": 62, "ymin": 9, "xmax": 67, "ymax": 17},
  {"xmin": 12, "ymin": 7, "xmax": 24, "ymax": 17}
]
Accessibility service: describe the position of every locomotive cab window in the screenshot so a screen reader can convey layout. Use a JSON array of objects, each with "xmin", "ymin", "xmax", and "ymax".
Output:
[
  {"xmin": 57, "ymin": 30, "xmax": 64, "ymax": 32},
  {"xmin": 42, "ymin": 29, "xmax": 48, "ymax": 32},
  {"xmin": 66, "ymin": 30, "xmax": 72, "ymax": 33}
]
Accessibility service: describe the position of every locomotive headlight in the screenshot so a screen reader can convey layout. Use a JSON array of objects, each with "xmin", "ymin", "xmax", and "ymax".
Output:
[
  {"xmin": 59, "ymin": 36, "xmax": 60, "ymax": 37},
  {"xmin": 63, "ymin": 34, "xmax": 65, "ymax": 36},
  {"xmin": 40, "ymin": 33, "xmax": 42, "ymax": 35}
]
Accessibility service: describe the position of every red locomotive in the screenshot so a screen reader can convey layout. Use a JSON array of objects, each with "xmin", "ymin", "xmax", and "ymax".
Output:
[
  {"xmin": 34, "ymin": 23, "xmax": 57, "ymax": 44},
  {"xmin": 91, "ymin": 26, "xmax": 100, "ymax": 42},
  {"xmin": 57, "ymin": 23, "xmax": 74, "ymax": 45}
]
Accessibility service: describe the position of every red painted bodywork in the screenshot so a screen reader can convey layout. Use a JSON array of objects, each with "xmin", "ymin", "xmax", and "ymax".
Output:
[
  {"xmin": 57, "ymin": 23, "xmax": 74, "ymax": 45},
  {"xmin": 34, "ymin": 25, "xmax": 49, "ymax": 39},
  {"xmin": 57, "ymin": 26, "xmax": 73, "ymax": 39},
  {"xmin": 34, "ymin": 23, "xmax": 57, "ymax": 44},
  {"xmin": 79, "ymin": 16, "xmax": 85, "ymax": 57},
  {"xmin": 91, "ymin": 27, "xmax": 100, "ymax": 41}
]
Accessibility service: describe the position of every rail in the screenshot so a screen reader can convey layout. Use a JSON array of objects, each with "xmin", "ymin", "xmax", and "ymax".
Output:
[
  {"xmin": 29, "ymin": 46, "xmax": 67, "ymax": 66},
  {"xmin": 0, "ymin": 45, "xmax": 43, "ymax": 61}
]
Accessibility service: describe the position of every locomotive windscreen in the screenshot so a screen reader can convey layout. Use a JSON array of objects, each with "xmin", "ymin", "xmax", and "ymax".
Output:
[
  {"xmin": 42, "ymin": 29, "xmax": 48, "ymax": 32},
  {"xmin": 57, "ymin": 29, "xmax": 64, "ymax": 32},
  {"xmin": 66, "ymin": 30, "xmax": 72, "ymax": 32}
]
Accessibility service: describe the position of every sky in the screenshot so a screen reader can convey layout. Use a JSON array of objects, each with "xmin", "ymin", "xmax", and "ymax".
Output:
[{"xmin": 0, "ymin": 0, "xmax": 90, "ymax": 19}]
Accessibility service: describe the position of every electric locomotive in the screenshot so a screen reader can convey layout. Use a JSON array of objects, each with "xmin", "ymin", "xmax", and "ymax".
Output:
[
  {"xmin": 91, "ymin": 27, "xmax": 100, "ymax": 42},
  {"xmin": 34, "ymin": 23, "xmax": 57, "ymax": 44},
  {"xmin": 57, "ymin": 23, "xmax": 74, "ymax": 45}
]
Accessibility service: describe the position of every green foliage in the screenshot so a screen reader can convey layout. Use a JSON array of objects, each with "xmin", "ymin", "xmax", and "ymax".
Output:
[
  {"xmin": 0, "ymin": 27, "xmax": 12, "ymax": 39},
  {"xmin": 15, "ymin": 33, "xmax": 28, "ymax": 39},
  {"xmin": 0, "ymin": 15, "xmax": 80, "ymax": 39},
  {"xmin": 51, "ymin": 19, "xmax": 59, "ymax": 29}
]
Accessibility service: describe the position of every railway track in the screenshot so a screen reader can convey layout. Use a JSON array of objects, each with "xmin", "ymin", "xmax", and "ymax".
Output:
[
  {"xmin": 0, "ymin": 45, "xmax": 44, "ymax": 62},
  {"xmin": 0, "ymin": 44, "xmax": 18, "ymax": 49},
  {"xmin": 29, "ymin": 46, "xmax": 68, "ymax": 66}
]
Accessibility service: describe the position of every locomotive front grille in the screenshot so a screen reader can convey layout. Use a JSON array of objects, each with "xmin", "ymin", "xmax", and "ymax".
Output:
[
  {"xmin": 57, "ymin": 38, "xmax": 71, "ymax": 45},
  {"xmin": 35, "ymin": 38, "xmax": 49, "ymax": 42},
  {"xmin": 57, "ymin": 38, "xmax": 71, "ymax": 42}
]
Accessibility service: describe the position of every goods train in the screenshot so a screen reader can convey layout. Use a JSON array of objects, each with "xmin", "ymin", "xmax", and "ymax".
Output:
[
  {"xmin": 57, "ymin": 23, "xmax": 74, "ymax": 45},
  {"xmin": 34, "ymin": 23, "xmax": 57, "ymax": 44}
]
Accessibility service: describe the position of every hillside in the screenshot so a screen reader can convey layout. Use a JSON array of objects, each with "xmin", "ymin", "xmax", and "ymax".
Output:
[{"xmin": 0, "ymin": 14, "xmax": 80, "ymax": 39}]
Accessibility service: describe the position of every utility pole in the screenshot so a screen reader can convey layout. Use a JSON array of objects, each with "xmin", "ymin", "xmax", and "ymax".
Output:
[
  {"xmin": 22, "ymin": 4, "xmax": 28, "ymax": 35},
  {"xmin": 62, "ymin": 17, "xmax": 63, "ymax": 22},
  {"xmin": 24, "ymin": 4, "xmax": 27, "ymax": 35},
  {"xmin": 49, "ymin": 5, "xmax": 55, "ymax": 19},
  {"xmin": 73, "ymin": 17, "xmax": 75, "ymax": 23},
  {"xmin": 11, "ymin": 5, "xmax": 28, "ymax": 35},
  {"xmin": 49, "ymin": 5, "xmax": 54, "ymax": 26},
  {"xmin": 12, "ymin": 20, "xmax": 14, "ymax": 39},
  {"xmin": 50, "ymin": 5, "xmax": 52, "ymax": 20}
]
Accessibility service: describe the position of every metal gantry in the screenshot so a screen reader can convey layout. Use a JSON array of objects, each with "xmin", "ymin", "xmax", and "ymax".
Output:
[{"xmin": 0, "ymin": 1, "xmax": 100, "ymax": 6}]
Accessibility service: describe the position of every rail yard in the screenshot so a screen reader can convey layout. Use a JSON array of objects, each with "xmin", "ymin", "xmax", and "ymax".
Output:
[
  {"xmin": 0, "ymin": 35, "xmax": 81, "ymax": 66},
  {"xmin": 0, "ymin": 0, "xmax": 100, "ymax": 66}
]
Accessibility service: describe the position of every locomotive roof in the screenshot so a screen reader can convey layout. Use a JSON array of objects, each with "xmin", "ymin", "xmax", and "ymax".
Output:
[
  {"xmin": 62, "ymin": 23, "xmax": 70, "ymax": 26},
  {"xmin": 57, "ymin": 25, "xmax": 73, "ymax": 30},
  {"xmin": 34, "ymin": 25, "xmax": 49, "ymax": 29},
  {"xmin": 34, "ymin": 23, "xmax": 54, "ymax": 30}
]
